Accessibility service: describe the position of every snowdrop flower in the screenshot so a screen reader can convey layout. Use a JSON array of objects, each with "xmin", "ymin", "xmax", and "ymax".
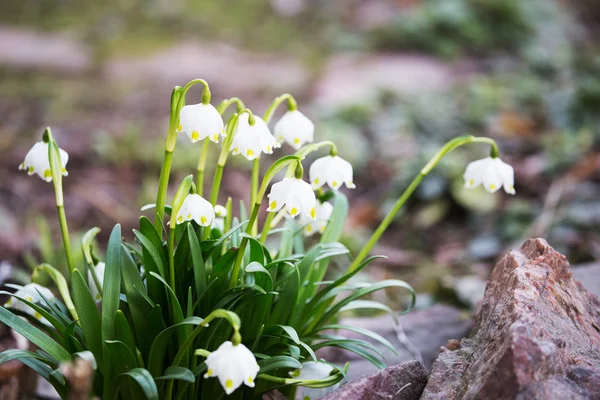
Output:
[
  {"xmin": 4, "ymin": 283, "xmax": 55, "ymax": 325},
  {"xmin": 212, "ymin": 204, "xmax": 227, "ymax": 232},
  {"xmin": 177, "ymin": 103, "xmax": 225, "ymax": 144},
  {"xmin": 289, "ymin": 361, "xmax": 334, "ymax": 380},
  {"xmin": 463, "ymin": 156, "xmax": 515, "ymax": 195},
  {"xmin": 175, "ymin": 194, "xmax": 215, "ymax": 227},
  {"xmin": 231, "ymin": 114, "xmax": 280, "ymax": 160},
  {"xmin": 204, "ymin": 341, "xmax": 259, "ymax": 395},
  {"xmin": 87, "ymin": 262, "xmax": 105, "ymax": 302},
  {"xmin": 309, "ymin": 155, "xmax": 355, "ymax": 190},
  {"xmin": 267, "ymin": 178, "xmax": 316, "ymax": 219},
  {"xmin": 300, "ymin": 201, "xmax": 333, "ymax": 236},
  {"xmin": 274, "ymin": 110, "xmax": 314, "ymax": 150},
  {"xmin": 19, "ymin": 141, "xmax": 68, "ymax": 182}
]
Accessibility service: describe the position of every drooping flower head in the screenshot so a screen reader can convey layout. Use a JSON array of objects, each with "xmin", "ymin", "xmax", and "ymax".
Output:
[
  {"xmin": 87, "ymin": 262, "xmax": 105, "ymax": 302},
  {"xmin": 175, "ymin": 194, "xmax": 215, "ymax": 227},
  {"xmin": 309, "ymin": 155, "xmax": 355, "ymax": 191},
  {"xmin": 300, "ymin": 201, "xmax": 333, "ymax": 236},
  {"xmin": 463, "ymin": 156, "xmax": 515, "ymax": 195},
  {"xmin": 267, "ymin": 177, "xmax": 316, "ymax": 219},
  {"xmin": 231, "ymin": 114, "xmax": 280, "ymax": 160},
  {"xmin": 212, "ymin": 204, "xmax": 227, "ymax": 232},
  {"xmin": 19, "ymin": 141, "xmax": 69, "ymax": 182},
  {"xmin": 274, "ymin": 110, "xmax": 314, "ymax": 150},
  {"xmin": 4, "ymin": 283, "xmax": 56, "ymax": 325},
  {"xmin": 204, "ymin": 341, "xmax": 259, "ymax": 395},
  {"xmin": 177, "ymin": 103, "xmax": 225, "ymax": 144},
  {"xmin": 289, "ymin": 361, "xmax": 334, "ymax": 380}
]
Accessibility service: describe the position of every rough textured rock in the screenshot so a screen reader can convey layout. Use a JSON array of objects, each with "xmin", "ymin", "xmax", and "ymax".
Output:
[
  {"xmin": 320, "ymin": 360, "xmax": 427, "ymax": 400},
  {"xmin": 320, "ymin": 304, "xmax": 473, "ymax": 380},
  {"xmin": 421, "ymin": 239, "xmax": 600, "ymax": 400}
]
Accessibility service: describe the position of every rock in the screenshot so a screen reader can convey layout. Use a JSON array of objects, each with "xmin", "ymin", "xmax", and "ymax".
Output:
[
  {"xmin": 421, "ymin": 239, "xmax": 600, "ymax": 400},
  {"xmin": 320, "ymin": 360, "xmax": 428, "ymax": 400},
  {"xmin": 320, "ymin": 304, "xmax": 473, "ymax": 380}
]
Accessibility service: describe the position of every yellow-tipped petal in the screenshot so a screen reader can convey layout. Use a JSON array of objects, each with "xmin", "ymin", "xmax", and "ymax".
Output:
[
  {"xmin": 225, "ymin": 379, "xmax": 233, "ymax": 389},
  {"xmin": 192, "ymin": 131, "xmax": 200, "ymax": 141},
  {"xmin": 290, "ymin": 207, "xmax": 298, "ymax": 216},
  {"xmin": 201, "ymin": 216, "xmax": 207, "ymax": 225}
]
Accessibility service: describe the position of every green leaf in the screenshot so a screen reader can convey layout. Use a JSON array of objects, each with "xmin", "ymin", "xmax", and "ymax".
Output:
[
  {"xmin": 34, "ymin": 263, "xmax": 78, "ymax": 321},
  {"xmin": 0, "ymin": 290, "xmax": 66, "ymax": 334},
  {"xmin": 269, "ymin": 263, "xmax": 300, "ymax": 326},
  {"xmin": 110, "ymin": 368, "xmax": 158, "ymax": 400},
  {"xmin": 103, "ymin": 224, "xmax": 122, "ymax": 343},
  {"xmin": 188, "ymin": 224, "xmax": 206, "ymax": 304},
  {"xmin": 257, "ymin": 356, "xmax": 302, "ymax": 374},
  {"xmin": 0, "ymin": 349, "xmax": 56, "ymax": 365},
  {"xmin": 81, "ymin": 227, "xmax": 101, "ymax": 266},
  {"xmin": 106, "ymin": 340, "xmax": 138, "ymax": 373},
  {"xmin": 138, "ymin": 217, "xmax": 168, "ymax": 308},
  {"xmin": 147, "ymin": 317, "xmax": 203, "ymax": 377},
  {"xmin": 71, "ymin": 269, "xmax": 103, "ymax": 367},
  {"xmin": 310, "ymin": 324, "xmax": 397, "ymax": 356},
  {"xmin": 133, "ymin": 229, "xmax": 166, "ymax": 278},
  {"xmin": 21, "ymin": 357, "xmax": 67, "ymax": 398},
  {"xmin": 0, "ymin": 307, "xmax": 70, "ymax": 362},
  {"xmin": 120, "ymin": 245, "xmax": 153, "ymax": 356},
  {"xmin": 114, "ymin": 310, "xmax": 138, "ymax": 365},
  {"xmin": 204, "ymin": 220, "xmax": 249, "ymax": 258},
  {"xmin": 155, "ymin": 366, "xmax": 195, "ymax": 382}
]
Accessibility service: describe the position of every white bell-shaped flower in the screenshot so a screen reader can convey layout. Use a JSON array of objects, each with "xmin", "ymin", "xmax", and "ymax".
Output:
[
  {"xmin": 231, "ymin": 114, "xmax": 280, "ymax": 160},
  {"xmin": 300, "ymin": 201, "xmax": 333, "ymax": 236},
  {"xmin": 19, "ymin": 141, "xmax": 68, "ymax": 182},
  {"xmin": 274, "ymin": 110, "xmax": 314, "ymax": 150},
  {"xmin": 177, "ymin": 103, "xmax": 225, "ymax": 144},
  {"xmin": 87, "ymin": 262, "xmax": 105, "ymax": 302},
  {"xmin": 212, "ymin": 204, "xmax": 227, "ymax": 232},
  {"xmin": 309, "ymin": 155, "xmax": 355, "ymax": 190},
  {"xmin": 204, "ymin": 341, "xmax": 260, "ymax": 395},
  {"xmin": 176, "ymin": 194, "xmax": 215, "ymax": 227},
  {"xmin": 4, "ymin": 283, "xmax": 56, "ymax": 325},
  {"xmin": 289, "ymin": 361, "xmax": 334, "ymax": 380},
  {"xmin": 463, "ymin": 156, "xmax": 515, "ymax": 195},
  {"xmin": 267, "ymin": 177, "xmax": 316, "ymax": 219}
]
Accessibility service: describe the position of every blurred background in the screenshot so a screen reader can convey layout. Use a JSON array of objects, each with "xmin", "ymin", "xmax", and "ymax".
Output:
[{"xmin": 1, "ymin": 0, "xmax": 599, "ymax": 312}]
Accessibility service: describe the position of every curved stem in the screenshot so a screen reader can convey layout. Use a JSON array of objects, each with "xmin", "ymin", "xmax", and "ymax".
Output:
[
  {"xmin": 217, "ymin": 97, "xmax": 245, "ymax": 114},
  {"xmin": 155, "ymin": 149, "xmax": 174, "ymax": 234},
  {"xmin": 348, "ymin": 135, "xmax": 499, "ymax": 272},
  {"xmin": 263, "ymin": 93, "xmax": 297, "ymax": 124},
  {"xmin": 196, "ymin": 140, "xmax": 210, "ymax": 197}
]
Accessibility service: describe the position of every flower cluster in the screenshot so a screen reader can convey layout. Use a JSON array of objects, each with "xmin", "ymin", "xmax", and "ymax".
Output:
[{"xmin": 7, "ymin": 79, "xmax": 518, "ymax": 399}]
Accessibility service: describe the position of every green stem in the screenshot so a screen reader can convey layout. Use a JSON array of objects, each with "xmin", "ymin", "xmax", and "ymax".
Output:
[
  {"xmin": 155, "ymin": 149, "xmax": 174, "ymax": 235},
  {"xmin": 250, "ymin": 158, "xmax": 260, "ymax": 235},
  {"xmin": 263, "ymin": 93, "xmax": 298, "ymax": 123},
  {"xmin": 259, "ymin": 212, "xmax": 275, "ymax": 244},
  {"xmin": 56, "ymin": 205, "xmax": 75, "ymax": 273},
  {"xmin": 217, "ymin": 97, "xmax": 245, "ymax": 114},
  {"xmin": 348, "ymin": 135, "xmax": 498, "ymax": 272},
  {"xmin": 196, "ymin": 140, "xmax": 210, "ymax": 197},
  {"xmin": 168, "ymin": 228, "xmax": 176, "ymax": 290},
  {"xmin": 229, "ymin": 203, "xmax": 260, "ymax": 287}
]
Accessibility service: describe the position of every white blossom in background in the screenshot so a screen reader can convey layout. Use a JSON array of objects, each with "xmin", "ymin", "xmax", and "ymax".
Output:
[
  {"xmin": 274, "ymin": 110, "xmax": 314, "ymax": 150},
  {"xmin": 212, "ymin": 204, "xmax": 227, "ymax": 231},
  {"xmin": 19, "ymin": 141, "xmax": 69, "ymax": 182},
  {"xmin": 267, "ymin": 178, "xmax": 316, "ymax": 219},
  {"xmin": 87, "ymin": 262, "xmax": 105, "ymax": 302},
  {"xmin": 309, "ymin": 155, "xmax": 355, "ymax": 190},
  {"xmin": 463, "ymin": 157, "xmax": 515, "ymax": 195},
  {"xmin": 300, "ymin": 201, "xmax": 333, "ymax": 236},
  {"xmin": 204, "ymin": 341, "xmax": 260, "ymax": 395},
  {"xmin": 177, "ymin": 103, "xmax": 225, "ymax": 144},
  {"xmin": 231, "ymin": 114, "xmax": 280, "ymax": 160},
  {"xmin": 4, "ymin": 283, "xmax": 56, "ymax": 325},
  {"xmin": 289, "ymin": 361, "xmax": 334, "ymax": 380},
  {"xmin": 176, "ymin": 194, "xmax": 215, "ymax": 227}
]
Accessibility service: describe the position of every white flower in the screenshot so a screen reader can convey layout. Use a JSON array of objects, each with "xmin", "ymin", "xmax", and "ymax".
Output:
[
  {"xmin": 309, "ymin": 155, "xmax": 355, "ymax": 190},
  {"xmin": 212, "ymin": 204, "xmax": 227, "ymax": 232},
  {"xmin": 267, "ymin": 178, "xmax": 316, "ymax": 219},
  {"xmin": 300, "ymin": 201, "xmax": 333, "ymax": 236},
  {"xmin": 463, "ymin": 156, "xmax": 515, "ymax": 195},
  {"xmin": 177, "ymin": 103, "xmax": 225, "ymax": 144},
  {"xmin": 176, "ymin": 194, "xmax": 215, "ymax": 226},
  {"xmin": 87, "ymin": 262, "xmax": 105, "ymax": 302},
  {"xmin": 19, "ymin": 141, "xmax": 69, "ymax": 182},
  {"xmin": 274, "ymin": 110, "xmax": 314, "ymax": 150},
  {"xmin": 231, "ymin": 114, "xmax": 280, "ymax": 160},
  {"xmin": 204, "ymin": 341, "xmax": 259, "ymax": 395},
  {"xmin": 4, "ymin": 283, "xmax": 56, "ymax": 325},
  {"xmin": 289, "ymin": 361, "xmax": 334, "ymax": 380}
]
